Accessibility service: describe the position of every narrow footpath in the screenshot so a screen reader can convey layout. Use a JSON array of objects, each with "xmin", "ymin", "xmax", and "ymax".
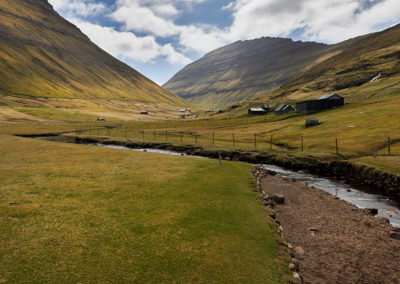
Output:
[{"xmin": 255, "ymin": 168, "xmax": 400, "ymax": 284}]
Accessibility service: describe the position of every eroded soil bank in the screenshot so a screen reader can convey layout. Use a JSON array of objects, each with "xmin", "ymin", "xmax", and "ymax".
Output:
[
  {"xmin": 257, "ymin": 170, "xmax": 400, "ymax": 284},
  {"xmin": 64, "ymin": 135, "xmax": 400, "ymax": 199}
]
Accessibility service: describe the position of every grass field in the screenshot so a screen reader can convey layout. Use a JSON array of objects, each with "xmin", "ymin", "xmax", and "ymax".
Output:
[
  {"xmin": 0, "ymin": 135, "xmax": 292, "ymax": 283},
  {"xmin": 70, "ymin": 95, "xmax": 400, "ymax": 174}
]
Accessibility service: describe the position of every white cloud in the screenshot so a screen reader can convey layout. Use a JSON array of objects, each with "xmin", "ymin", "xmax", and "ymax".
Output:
[
  {"xmin": 227, "ymin": 0, "xmax": 400, "ymax": 43},
  {"xmin": 110, "ymin": 2, "xmax": 179, "ymax": 37},
  {"xmin": 72, "ymin": 20, "xmax": 191, "ymax": 64},
  {"xmin": 49, "ymin": 0, "xmax": 106, "ymax": 17}
]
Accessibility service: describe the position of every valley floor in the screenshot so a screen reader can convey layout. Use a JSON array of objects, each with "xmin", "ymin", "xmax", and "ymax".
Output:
[{"xmin": 0, "ymin": 134, "xmax": 292, "ymax": 283}]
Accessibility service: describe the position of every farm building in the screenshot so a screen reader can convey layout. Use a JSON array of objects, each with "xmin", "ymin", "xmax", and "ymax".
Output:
[
  {"xmin": 140, "ymin": 110, "xmax": 149, "ymax": 115},
  {"xmin": 296, "ymin": 94, "xmax": 344, "ymax": 114},
  {"xmin": 248, "ymin": 108, "xmax": 267, "ymax": 116},
  {"xmin": 179, "ymin": 109, "xmax": 186, "ymax": 113},
  {"xmin": 274, "ymin": 104, "xmax": 295, "ymax": 116},
  {"xmin": 261, "ymin": 104, "xmax": 270, "ymax": 111}
]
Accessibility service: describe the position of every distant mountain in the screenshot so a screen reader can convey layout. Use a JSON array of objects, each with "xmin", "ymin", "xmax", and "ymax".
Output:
[
  {"xmin": 267, "ymin": 23, "xmax": 400, "ymax": 102},
  {"xmin": 163, "ymin": 38, "xmax": 337, "ymax": 108},
  {"xmin": 0, "ymin": 0, "xmax": 185, "ymax": 106}
]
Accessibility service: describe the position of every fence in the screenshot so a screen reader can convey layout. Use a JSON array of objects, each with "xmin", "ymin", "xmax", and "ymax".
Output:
[{"xmin": 74, "ymin": 125, "xmax": 400, "ymax": 157}]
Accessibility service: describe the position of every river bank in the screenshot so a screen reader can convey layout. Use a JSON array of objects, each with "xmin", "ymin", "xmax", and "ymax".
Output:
[
  {"xmin": 56, "ymin": 134, "xmax": 400, "ymax": 199},
  {"xmin": 255, "ymin": 168, "xmax": 400, "ymax": 284}
]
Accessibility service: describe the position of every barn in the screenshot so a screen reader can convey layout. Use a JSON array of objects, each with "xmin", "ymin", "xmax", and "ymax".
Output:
[
  {"xmin": 274, "ymin": 104, "xmax": 295, "ymax": 116},
  {"xmin": 296, "ymin": 94, "xmax": 344, "ymax": 114},
  {"xmin": 248, "ymin": 108, "xmax": 267, "ymax": 116}
]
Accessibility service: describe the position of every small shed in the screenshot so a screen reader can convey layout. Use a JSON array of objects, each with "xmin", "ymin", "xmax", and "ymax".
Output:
[
  {"xmin": 179, "ymin": 109, "xmax": 186, "ymax": 113},
  {"xmin": 296, "ymin": 94, "xmax": 344, "ymax": 114},
  {"xmin": 248, "ymin": 108, "xmax": 267, "ymax": 116},
  {"xmin": 275, "ymin": 104, "xmax": 295, "ymax": 116},
  {"xmin": 97, "ymin": 117, "xmax": 105, "ymax": 121},
  {"xmin": 140, "ymin": 110, "xmax": 149, "ymax": 115}
]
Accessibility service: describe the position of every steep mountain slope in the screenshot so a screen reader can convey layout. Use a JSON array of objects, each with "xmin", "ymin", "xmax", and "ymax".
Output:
[
  {"xmin": 265, "ymin": 23, "xmax": 400, "ymax": 102},
  {"xmin": 163, "ymin": 38, "xmax": 336, "ymax": 108},
  {"xmin": 0, "ymin": 0, "xmax": 185, "ymax": 106}
]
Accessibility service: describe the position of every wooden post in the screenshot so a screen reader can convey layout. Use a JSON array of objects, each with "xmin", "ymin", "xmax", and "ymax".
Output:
[
  {"xmin": 107, "ymin": 128, "xmax": 110, "ymax": 136},
  {"xmin": 388, "ymin": 137, "xmax": 391, "ymax": 155},
  {"xmin": 142, "ymin": 130, "xmax": 145, "ymax": 140},
  {"xmin": 180, "ymin": 131, "xmax": 183, "ymax": 143},
  {"xmin": 232, "ymin": 133, "xmax": 235, "ymax": 147},
  {"xmin": 154, "ymin": 130, "xmax": 156, "ymax": 140},
  {"xmin": 97, "ymin": 128, "xmax": 100, "ymax": 136},
  {"xmin": 270, "ymin": 135, "xmax": 273, "ymax": 150},
  {"xmin": 301, "ymin": 136, "xmax": 304, "ymax": 152},
  {"xmin": 212, "ymin": 132, "xmax": 215, "ymax": 145},
  {"xmin": 165, "ymin": 130, "xmax": 168, "ymax": 141},
  {"xmin": 336, "ymin": 138, "xmax": 339, "ymax": 155},
  {"xmin": 254, "ymin": 134, "xmax": 257, "ymax": 150},
  {"xmin": 124, "ymin": 128, "xmax": 127, "ymax": 137},
  {"xmin": 195, "ymin": 133, "xmax": 198, "ymax": 144}
]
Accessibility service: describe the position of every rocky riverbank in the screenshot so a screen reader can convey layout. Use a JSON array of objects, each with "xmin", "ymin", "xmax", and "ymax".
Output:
[{"xmin": 253, "ymin": 167, "xmax": 400, "ymax": 284}]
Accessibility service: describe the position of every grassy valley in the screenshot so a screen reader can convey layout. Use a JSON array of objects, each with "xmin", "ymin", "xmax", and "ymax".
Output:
[
  {"xmin": 0, "ymin": 134, "xmax": 292, "ymax": 283},
  {"xmin": 0, "ymin": 0, "xmax": 191, "ymax": 123}
]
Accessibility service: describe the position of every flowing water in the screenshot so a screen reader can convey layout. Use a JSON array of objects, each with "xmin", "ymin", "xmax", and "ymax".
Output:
[{"xmin": 36, "ymin": 137, "xmax": 400, "ymax": 228}]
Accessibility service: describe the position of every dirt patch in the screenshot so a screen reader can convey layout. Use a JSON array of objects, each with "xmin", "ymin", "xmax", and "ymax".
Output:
[{"xmin": 260, "ymin": 173, "xmax": 400, "ymax": 284}]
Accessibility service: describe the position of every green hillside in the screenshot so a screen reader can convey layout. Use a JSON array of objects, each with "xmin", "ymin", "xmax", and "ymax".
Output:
[
  {"xmin": 0, "ymin": 0, "xmax": 185, "ymax": 106},
  {"xmin": 260, "ymin": 23, "xmax": 400, "ymax": 103},
  {"xmin": 163, "ymin": 37, "xmax": 336, "ymax": 108}
]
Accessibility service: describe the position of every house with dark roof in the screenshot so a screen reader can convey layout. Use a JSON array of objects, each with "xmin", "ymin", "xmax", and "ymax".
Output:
[
  {"xmin": 296, "ymin": 94, "xmax": 344, "ymax": 114},
  {"xmin": 274, "ymin": 104, "xmax": 295, "ymax": 116}
]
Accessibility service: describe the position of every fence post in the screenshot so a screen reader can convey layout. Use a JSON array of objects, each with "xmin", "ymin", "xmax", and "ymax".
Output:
[
  {"xmin": 124, "ymin": 128, "xmax": 127, "ymax": 137},
  {"xmin": 195, "ymin": 133, "xmax": 198, "ymax": 144},
  {"xmin": 232, "ymin": 133, "xmax": 235, "ymax": 147},
  {"xmin": 301, "ymin": 136, "xmax": 304, "ymax": 152},
  {"xmin": 388, "ymin": 137, "xmax": 391, "ymax": 155},
  {"xmin": 107, "ymin": 128, "xmax": 110, "ymax": 136},
  {"xmin": 336, "ymin": 138, "xmax": 339, "ymax": 155},
  {"xmin": 180, "ymin": 131, "xmax": 183, "ymax": 143},
  {"xmin": 212, "ymin": 132, "xmax": 215, "ymax": 145},
  {"xmin": 97, "ymin": 128, "xmax": 100, "ymax": 136},
  {"xmin": 165, "ymin": 130, "xmax": 168, "ymax": 141},
  {"xmin": 270, "ymin": 135, "xmax": 273, "ymax": 150},
  {"xmin": 254, "ymin": 134, "xmax": 257, "ymax": 150},
  {"xmin": 154, "ymin": 130, "xmax": 156, "ymax": 140},
  {"xmin": 142, "ymin": 130, "xmax": 145, "ymax": 140}
]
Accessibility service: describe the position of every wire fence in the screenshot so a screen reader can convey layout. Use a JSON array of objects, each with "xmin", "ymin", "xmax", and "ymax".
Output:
[{"xmin": 73, "ymin": 124, "xmax": 400, "ymax": 157}]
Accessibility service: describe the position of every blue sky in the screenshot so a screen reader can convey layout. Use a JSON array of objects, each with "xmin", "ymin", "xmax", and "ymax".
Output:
[{"xmin": 48, "ymin": 0, "xmax": 400, "ymax": 85}]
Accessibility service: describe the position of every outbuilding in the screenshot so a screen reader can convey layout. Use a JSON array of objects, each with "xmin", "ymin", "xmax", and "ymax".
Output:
[
  {"xmin": 296, "ymin": 94, "xmax": 344, "ymax": 114},
  {"xmin": 140, "ymin": 110, "xmax": 149, "ymax": 115},
  {"xmin": 248, "ymin": 108, "xmax": 267, "ymax": 116},
  {"xmin": 274, "ymin": 104, "xmax": 295, "ymax": 116}
]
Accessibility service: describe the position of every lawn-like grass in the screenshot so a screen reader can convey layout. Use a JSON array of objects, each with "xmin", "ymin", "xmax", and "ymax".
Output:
[{"xmin": 0, "ymin": 135, "xmax": 291, "ymax": 283}]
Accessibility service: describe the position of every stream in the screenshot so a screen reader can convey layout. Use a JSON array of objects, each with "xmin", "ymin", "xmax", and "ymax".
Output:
[{"xmin": 36, "ymin": 137, "xmax": 400, "ymax": 228}]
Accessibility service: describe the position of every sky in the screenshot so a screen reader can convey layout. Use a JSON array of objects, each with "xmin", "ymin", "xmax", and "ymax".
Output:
[{"xmin": 48, "ymin": 0, "xmax": 400, "ymax": 85}]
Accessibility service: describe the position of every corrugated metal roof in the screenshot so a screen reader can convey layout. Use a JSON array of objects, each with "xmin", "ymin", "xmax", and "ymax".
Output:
[
  {"xmin": 249, "ymin": 108, "xmax": 266, "ymax": 112},
  {"xmin": 317, "ymin": 94, "xmax": 341, "ymax": 100},
  {"xmin": 275, "ymin": 104, "xmax": 286, "ymax": 112}
]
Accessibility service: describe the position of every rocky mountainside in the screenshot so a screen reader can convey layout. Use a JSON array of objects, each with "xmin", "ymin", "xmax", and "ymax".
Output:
[
  {"xmin": 0, "ymin": 0, "xmax": 185, "ymax": 105},
  {"xmin": 163, "ymin": 37, "xmax": 335, "ymax": 108}
]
